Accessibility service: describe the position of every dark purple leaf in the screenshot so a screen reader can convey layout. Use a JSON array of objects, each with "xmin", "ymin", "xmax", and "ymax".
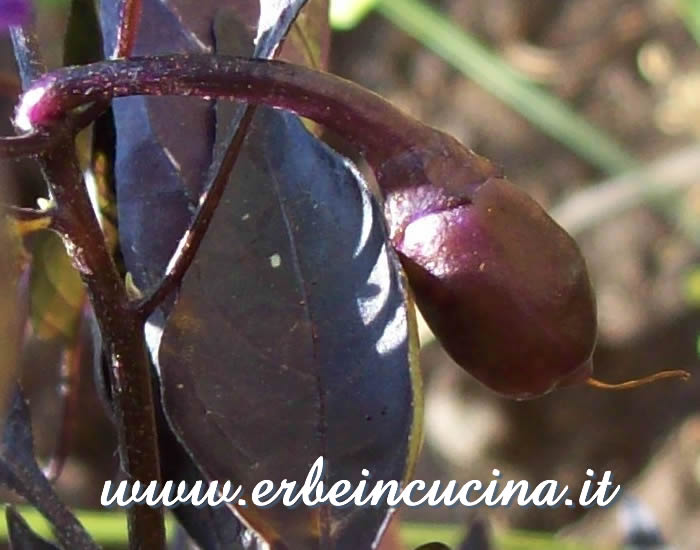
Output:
[
  {"xmin": 0, "ymin": 388, "xmax": 34, "ymax": 485},
  {"xmin": 156, "ymin": 384, "xmax": 247, "ymax": 550},
  {"xmin": 97, "ymin": 0, "xmax": 322, "ymax": 295},
  {"xmin": 155, "ymin": 7, "xmax": 412, "ymax": 548},
  {"xmin": 99, "ymin": 0, "xmax": 220, "ymax": 289},
  {"xmin": 158, "ymin": 108, "xmax": 419, "ymax": 549},
  {"xmin": 99, "ymin": 0, "xmax": 314, "ymax": 291},
  {"xmin": 6, "ymin": 507, "xmax": 60, "ymax": 550},
  {"xmin": 254, "ymin": 0, "xmax": 308, "ymax": 58},
  {"xmin": 0, "ymin": 388, "xmax": 98, "ymax": 550},
  {"xmin": 90, "ymin": 318, "xmax": 245, "ymax": 550},
  {"xmin": 99, "ymin": 3, "xmax": 320, "ymax": 548}
]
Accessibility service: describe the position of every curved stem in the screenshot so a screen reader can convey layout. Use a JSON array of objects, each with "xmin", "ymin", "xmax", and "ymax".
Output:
[
  {"xmin": 10, "ymin": 24, "xmax": 166, "ymax": 550},
  {"xmin": 136, "ymin": 106, "xmax": 257, "ymax": 317},
  {"xmin": 0, "ymin": 102, "xmax": 108, "ymax": 162},
  {"xmin": 0, "ymin": 105, "xmax": 107, "ymax": 160},
  {"xmin": 2, "ymin": 204, "xmax": 53, "ymax": 224},
  {"xmin": 17, "ymin": 55, "xmax": 430, "ymax": 164}
]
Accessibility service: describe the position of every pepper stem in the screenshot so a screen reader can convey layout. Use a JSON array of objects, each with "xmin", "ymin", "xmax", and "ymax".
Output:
[{"xmin": 586, "ymin": 369, "xmax": 690, "ymax": 390}]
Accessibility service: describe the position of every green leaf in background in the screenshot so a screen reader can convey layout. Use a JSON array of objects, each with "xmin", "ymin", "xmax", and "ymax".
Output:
[
  {"xmin": 29, "ymin": 232, "xmax": 84, "ymax": 343},
  {"xmin": 6, "ymin": 507, "xmax": 60, "ymax": 550},
  {"xmin": 35, "ymin": 0, "xmax": 70, "ymax": 6},
  {"xmin": 686, "ymin": 265, "xmax": 700, "ymax": 306},
  {"xmin": 684, "ymin": 265, "xmax": 700, "ymax": 358},
  {"xmin": 0, "ymin": 211, "xmax": 20, "ymax": 421},
  {"xmin": 329, "ymin": 0, "xmax": 377, "ymax": 30},
  {"xmin": 677, "ymin": 0, "xmax": 700, "ymax": 45}
]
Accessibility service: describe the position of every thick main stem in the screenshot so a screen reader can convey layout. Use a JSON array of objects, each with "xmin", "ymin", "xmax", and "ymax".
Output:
[
  {"xmin": 10, "ymin": 26, "xmax": 165, "ymax": 550},
  {"xmin": 42, "ymin": 141, "xmax": 166, "ymax": 550}
]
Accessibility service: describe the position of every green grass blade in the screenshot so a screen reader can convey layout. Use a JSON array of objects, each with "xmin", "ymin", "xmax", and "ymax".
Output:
[
  {"xmin": 677, "ymin": 0, "xmax": 700, "ymax": 45},
  {"xmin": 375, "ymin": 0, "xmax": 638, "ymax": 175}
]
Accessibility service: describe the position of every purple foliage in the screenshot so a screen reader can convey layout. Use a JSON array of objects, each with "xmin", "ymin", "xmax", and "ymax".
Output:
[{"xmin": 0, "ymin": 0, "xmax": 28, "ymax": 28}]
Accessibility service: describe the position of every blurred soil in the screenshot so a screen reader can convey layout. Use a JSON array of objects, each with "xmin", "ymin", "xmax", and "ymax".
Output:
[{"xmin": 331, "ymin": 0, "xmax": 699, "ymax": 547}]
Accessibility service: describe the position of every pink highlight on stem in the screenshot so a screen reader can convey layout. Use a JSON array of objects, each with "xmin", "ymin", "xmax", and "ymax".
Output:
[{"xmin": 14, "ymin": 81, "xmax": 51, "ymax": 132}]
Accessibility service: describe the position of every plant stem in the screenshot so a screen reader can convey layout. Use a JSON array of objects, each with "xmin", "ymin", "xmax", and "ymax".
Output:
[
  {"xmin": 0, "ymin": 105, "xmax": 109, "ymax": 160},
  {"xmin": 2, "ymin": 205, "xmax": 53, "ymax": 223},
  {"xmin": 9, "ymin": 25, "xmax": 166, "ymax": 550},
  {"xmin": 137, "ymin": 106, "xmax": 257, "ymax": 317},
  {"xmin": 42, "ymin": 140, "xmax": 166, "ymax": 550},
  {"xmin": 138, "ymin": 2, "xmax": 311, "ymax": 314},
  {"xmin": 17, "ymin": 55, "xmax": 430, "ymax": 164},
  {"xmin": 0, "ymin": 132, "xmax": 54, "ymax": 157},
  {"xmin": 113, "ymin": 0, "xmax": 142, "ymax": 58},
  {"xmin": 15, "ymin": 54, "xmax": 503, "ymax": 241}
]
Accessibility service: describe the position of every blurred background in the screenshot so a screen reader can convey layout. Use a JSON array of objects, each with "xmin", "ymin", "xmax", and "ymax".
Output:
[{"xmin": 0, "ymin": 0, "xmax": 699, "ymax": 548}]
